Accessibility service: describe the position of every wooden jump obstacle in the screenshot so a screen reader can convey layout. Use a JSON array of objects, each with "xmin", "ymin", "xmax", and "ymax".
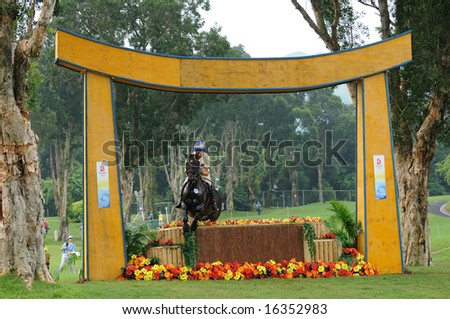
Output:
[
  {"xmin": 55, "ymin": 28, "xmax": 411, "ymax": 280},
  {"xmin": 146, "ymin": 222, "xmax": 340, "ymax": 266}
]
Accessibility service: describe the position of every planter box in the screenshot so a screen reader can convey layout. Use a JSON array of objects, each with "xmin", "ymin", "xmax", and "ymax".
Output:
[
  {"xmin": 145, "ymin": 246, "xmax": 185, "ymax": 266},
  {"xmin": 157, "ymin": 227, "xmax": 185, "ymax": 244},
  {"xmin": 310, "ymin": 222, "xmax": 329, "ymax": 239},
  {"xmin": 304, "ymin": 239, "xmax": 342, "ymax": 263}
]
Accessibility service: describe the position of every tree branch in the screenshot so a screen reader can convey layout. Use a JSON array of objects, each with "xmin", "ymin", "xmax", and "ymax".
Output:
[
  {"xmin": 357, "ymin": 0, "xmax": 379, "ymax": 11},
  {"xmin": 26, "ymin": 0, "xmax": 57, "ymax": 57},
  {"xmin": 290, "ymin": 1, "xmax": 325, "ymax": 41},
  {"xmin": 330, "ymin": 0, "xmax": 341, "ymax": 50}
]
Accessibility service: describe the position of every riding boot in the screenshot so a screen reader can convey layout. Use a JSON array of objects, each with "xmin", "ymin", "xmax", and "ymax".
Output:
[
  {"xmin": 174, "ymin": 195, "xmax": 182, "ymax": 209},
  {"xmin": 209, "ymin": 185, "xmax": 218, "ymax": 211}
]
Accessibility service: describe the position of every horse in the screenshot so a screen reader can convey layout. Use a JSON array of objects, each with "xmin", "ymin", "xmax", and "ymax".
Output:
[{"xmin": 180, "ymin": 152, "xmax": 221, "ymax": 233}]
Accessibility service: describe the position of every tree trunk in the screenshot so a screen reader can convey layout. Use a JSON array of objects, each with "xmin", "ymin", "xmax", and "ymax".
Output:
[
  {"xmin": 289, "ymin": 168, "xmax": 299, "ymax": 206},
  {"xmin": 121, "ymin": 167, "xmax": 135, "ymax": 223},
  {"xmin": 0, "ymin": 0, "xmax": 56, "ymax": 286},
  {"xmin": 247, "ymin": 167, "xmax": 256, "ymax": 211},
  {"xmin": 223, "ymin": 121, "xmax": 238, "ymax": 211},
  {"xmin": 317, "ymin": 162, "xmax": 324, "ymax": 203},
  {"xmin": 162, "ymin": 145, "xmax": 185, "ymax": 220},
  {"xmin": 143, "ymin": 164, "xmax": 156, "ymax": 215},
  {"xmin": 396, "ymin": 92, "xmax": 446, "ymax": 266},
  {"xmin": 49, "ymin": 128, "xmax": 74, "ymax": 241}
]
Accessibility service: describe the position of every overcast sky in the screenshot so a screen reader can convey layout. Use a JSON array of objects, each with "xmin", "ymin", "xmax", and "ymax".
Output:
[{"xmin": 202, "ymin": 0, "xmax": 382, "ymax": 58}]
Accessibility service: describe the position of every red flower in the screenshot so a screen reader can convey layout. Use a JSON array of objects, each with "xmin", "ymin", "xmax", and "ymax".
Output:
[{"xmin": 325, "ymin": 232, "xmax": 336, "ymax": 239}]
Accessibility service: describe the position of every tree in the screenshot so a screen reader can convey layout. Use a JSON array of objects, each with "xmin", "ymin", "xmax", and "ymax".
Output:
[
  {"xmin": 391, "ymin": 0, "xmax": 449, "ymax": 266},
  {"xmin": 293, "ymin": 88, "xmax": 351, "ymax": 203},
  {"xmin": 290, "ymin": 0, "xmax": 368, "ymax": 104},
  {"xmin": 0, "ymin": 0, "xmax": 57, "ymax": 285},
  {"xmin": 291, "ymin": 0, "xmax": 450, "ymax": 266}
]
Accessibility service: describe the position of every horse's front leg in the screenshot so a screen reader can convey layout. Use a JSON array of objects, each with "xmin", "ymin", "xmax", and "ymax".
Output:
[
  {"xmin": 191, "ymin": 212, "xmax": 200, "ymax": 232},
  {"xmin": 181, "ymin": 203, "xmax": 190, "ymax": 233}
]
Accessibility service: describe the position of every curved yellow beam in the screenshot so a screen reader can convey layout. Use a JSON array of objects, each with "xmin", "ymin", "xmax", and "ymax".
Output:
[{"xmin": 55, "ymin": 28, "xmax": 412, "ymax": 93}]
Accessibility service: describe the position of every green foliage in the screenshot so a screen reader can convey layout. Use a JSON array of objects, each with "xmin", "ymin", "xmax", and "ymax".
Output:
[
  {"xmin": 181, "ymin": 232, "xmax": 198, "ymax": 268},
  {"xmin": 326, "ymin": 200, "xmax": 361, "ymax": 248},
  {"xmin": 436, "ymin": 155, "xmax": 450, "ymax": 186},
  {"xmin": 41, "ymin": 178, "xmax": 56, "ymax": 215},
  {"xmin": 55, "ymin": 252, "xmax": 79, "ymax": 280},
  {"xmin": 27, "ymin": 60, "xmax": 45, "ymax": 110},
  {"xmin": 303, "ymin": 223, "xmax": 317, "ymax": 260},
  {"xmin": 68, "ymin": 161, "xmax": 83, "ymax": 202},
  {"xmin": 233, "ymin": 183, "xmax": 251, "ymax": 211},
  {"xmin": 68, "ymin": 200, "xmax": 83, "ymax": 223},
  {"xmin": 124, "ymin": 223, "xmax": 155, "ymax": 260},
  {"xmin": 394, "ymin": 0, "xmax": 450, "ymax": 146},
  {"xmin": 311, "ymin": 0, "xmax": 370, "ymax": 50}
]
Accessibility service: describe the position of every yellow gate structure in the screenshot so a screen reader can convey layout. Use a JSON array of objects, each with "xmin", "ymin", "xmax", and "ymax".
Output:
[{"xmin": 55, "ymin": 29, "xmax": 412, "ymax": 280}]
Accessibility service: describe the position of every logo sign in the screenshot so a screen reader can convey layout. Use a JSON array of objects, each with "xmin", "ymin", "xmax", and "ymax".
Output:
[
  {"xmin": 373, "ymin": 155, "xmax": 386, "ymax": 200},
  {"xmin": 96, "ymin": 161, "xmax": 110, "ymax": 208}
]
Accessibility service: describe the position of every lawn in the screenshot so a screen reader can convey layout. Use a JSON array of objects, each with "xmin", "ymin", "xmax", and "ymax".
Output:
[{"xmin": 1, "ymin": 196, "xmax": 449, "ymax": 299}]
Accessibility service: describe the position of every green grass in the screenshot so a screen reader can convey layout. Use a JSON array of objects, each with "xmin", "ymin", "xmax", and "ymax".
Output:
[{"xmin": 1, "ymin": 196, "xmax": 449, "ymax": 299}]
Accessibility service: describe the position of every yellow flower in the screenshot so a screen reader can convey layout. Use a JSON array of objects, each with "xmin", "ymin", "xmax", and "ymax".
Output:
[
  {"xmin": 139, "ymin": 258, "xmax": 150, "ymax": 267},
  {"xmin": 257, "ymin": 265, "xmax": 267, "ymax": 275},
  {"xmin": 180, "ymin": 266, "xmax": 189, "ymax": 274},
  {"xmin": 144, "ymin": 271, "xmax": 154, "ymax": 281},
  {"xmin": 179, "ymin": 273, "xmax": 188, "ymax": 281},
  {"xmin": 224, "ymin": 270, "xmax": 233, "ymax": 280},
  {"xmin": 318, "ymin": 265, "xmax": 325, "ymax": 273}
]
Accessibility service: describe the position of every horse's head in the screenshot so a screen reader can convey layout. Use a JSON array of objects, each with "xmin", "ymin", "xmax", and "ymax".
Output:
[{"xmin": 185, "ymin": 152, "xmax": 201, "ymax": 181}]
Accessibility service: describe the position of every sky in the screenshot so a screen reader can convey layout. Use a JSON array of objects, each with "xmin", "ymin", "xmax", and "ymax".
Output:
[{"xmin": 202, "ymin": 0, "xmax": 382, "ymax": 58}]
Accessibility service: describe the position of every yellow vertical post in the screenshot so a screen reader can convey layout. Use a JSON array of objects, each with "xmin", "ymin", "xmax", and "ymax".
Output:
[
  {"xmin": 356, "ymin": 73, "xmax": 403, "ymax": 274},
  {"xmin": 83, "ymin": 71, "xmax": 126, "ymax": 280}
]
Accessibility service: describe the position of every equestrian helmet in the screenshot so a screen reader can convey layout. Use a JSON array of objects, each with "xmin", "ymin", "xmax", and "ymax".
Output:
[{"xmin": 193, "ymin": 141, "xmax": 206, "ymax": 151}]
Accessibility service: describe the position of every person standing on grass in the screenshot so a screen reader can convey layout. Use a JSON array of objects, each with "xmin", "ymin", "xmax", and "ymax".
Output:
[
  {"xmin": 256, "ymin": 201, "xmax": 262, "ymax": 215},
  {"xmin": 43, "ymin": 218, "xmax": 49, "ymax": 235},
  {"xmin": 58, "ymin": 235, "xmax": 77, "ymax": 273}
]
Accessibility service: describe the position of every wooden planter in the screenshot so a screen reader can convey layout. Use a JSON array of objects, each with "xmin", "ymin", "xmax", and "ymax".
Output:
[
  {"xmin": 303, "ymin": 239, "xmax": 342, "ymax": 263},
  {"xmin": 157, "ymin": 227, "xmax": 185, "ymax": 244},
  {"xmin": 145, "ymin": 246, "xmax": 185, "ymax": 266}
]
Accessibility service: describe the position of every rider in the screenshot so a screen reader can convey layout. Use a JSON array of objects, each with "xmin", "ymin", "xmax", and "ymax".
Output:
[{"xmin": 175, "ymin": 141, "xmax": 218, "ymax": 211}]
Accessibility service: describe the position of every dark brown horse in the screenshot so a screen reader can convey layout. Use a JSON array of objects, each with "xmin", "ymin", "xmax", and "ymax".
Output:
[{"xmin": 180, "ymin": 153, "xmax": 221, "ymax": 232}]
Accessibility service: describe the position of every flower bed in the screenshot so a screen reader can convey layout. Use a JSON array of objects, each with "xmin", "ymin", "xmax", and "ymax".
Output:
[
  {"xmin": 120, "ymin": 248, "xmax": 378, "ymax": 281},
  {"xmin": 161, "ymin": 216, "xmax": 323, "ymax": 229}
]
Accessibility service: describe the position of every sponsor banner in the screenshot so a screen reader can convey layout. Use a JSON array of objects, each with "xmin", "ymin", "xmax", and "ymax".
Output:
[
  {"xmin": 373, "ymin": 155, "xmax": 387, "ymax": 200},
  {"xmin": 97, "ymin": 161, "xmax": 110, "ymax": 208}
]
